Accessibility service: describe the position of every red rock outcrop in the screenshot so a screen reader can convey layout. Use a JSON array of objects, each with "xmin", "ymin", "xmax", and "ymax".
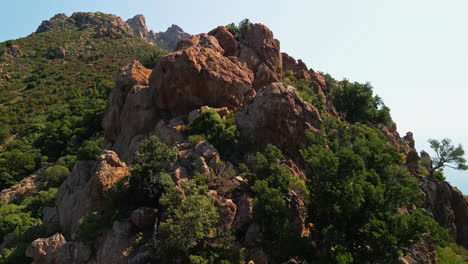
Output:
[
  {"xmin": 56, "ymin": 151, "xmax": 130, "ymax": 237},
  {"xmin": 150, "ymin": 35, "xmax": 254, "ymax": 115},
  {"xmin": 236, "ymin": 82, "xmax": 322, "ymax": 160},
  {"xmin": 102, "ymin": 60, "xmax": 162, "ymax": 163},
  {"xmin": 208, "ymin": 24, "xmax": 283, "ymax": 89}
]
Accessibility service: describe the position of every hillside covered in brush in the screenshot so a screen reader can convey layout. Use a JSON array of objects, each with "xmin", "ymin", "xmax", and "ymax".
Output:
[{"xmin": 0, "ymin": 12, "xmax": 467, "ymax": 264}]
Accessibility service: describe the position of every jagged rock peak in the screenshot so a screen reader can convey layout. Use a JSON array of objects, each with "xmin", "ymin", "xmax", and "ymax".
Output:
[
  {"xmin": 150, "ymin": 24, "xmax": 192, "ymax": 50},
  {"xmin": 126, "ymin": 14, "xmax": 149, "ymax": 39}
]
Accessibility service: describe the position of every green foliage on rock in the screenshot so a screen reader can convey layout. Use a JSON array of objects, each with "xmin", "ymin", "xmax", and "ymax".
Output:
[
  {"xmin": 0, "ymin": 22, "xmax": 163, "ymax": 190},
  {"xmin": 0, "ymin": 203, "xmax": 38, "ymax": 241},
  {"xmin": 140, "ymin": 49, "xmax": 167, "ymax": 69},
  {"xmin": 42, "ymin": 165, "xmax": 69, "ymax": 187},
  {"xmin": 188, "ymin": 109, "xmax": 239, "ymax": 158},
  {"xmin": 300, "ymin": 120, "xmax": 450, "ymax": 263},
  {"xmin": 158, "ymin": 174, "xmax": 243, "ymax": 263},
  {"xmin": 77, "ymin": 137, "xmax": 103, "ymax": 161},
  {"xmin": 20, "ymin": 188, "xmax": 57, "ymax": 218},
  {"xmin": 331, "ymin": 80, "xmax": 391, "ymax": 125},
  {"xmin": 130, "ymin": 136, "xmax": 177, "ymax": 204}
]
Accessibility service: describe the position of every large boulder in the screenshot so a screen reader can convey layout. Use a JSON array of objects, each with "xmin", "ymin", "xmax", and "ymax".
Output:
[
  {"xmin": 0, "ymin": 174, "xmax": 39, "ymax": 203},
  {"xmin": 56, "ymin": 151, "xmax": 130, "ymax": 237},
  {"xmin": 26, "ymin": 233, "xmax": 92, "ymax": 264},
  {"xmin": 236, "ymin": 82, "xmax": 322, "ymax": 160},
  {"xmin": 420, "ymin": 178, "xmax": 468, "ymax": 248},
  {"xmin": 150, "ymin": 35, "xmax": 254, "ymax": 115},
  {"xmin": 102, "ymin": 60, "xmax": 161, "ymax": 163},
  {"xmin": 209, "ymin": 24, "xmax": 283, "ymax": 89}
]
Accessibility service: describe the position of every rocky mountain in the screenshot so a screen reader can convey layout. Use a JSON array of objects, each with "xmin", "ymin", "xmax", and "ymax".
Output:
[
  {"xmin": 1, "ymin": 12, "xmax": 467, "ymax": 264},
  {"xmin": 36, "ymin": 12, "xmax": 191, "ymax": 50},
  {"xmin": 125, "ymin": 14, "xmax": 191, "ymax": 50}
]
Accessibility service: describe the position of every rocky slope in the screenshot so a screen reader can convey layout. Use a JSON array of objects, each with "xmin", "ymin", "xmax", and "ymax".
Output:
[
  {"xmin": 1, "ymin": 12, "xmax": 468, "ymax": 264},
  {"xmin": 36, "ymin": 12, "xmax": 191, "ymax": 50}
]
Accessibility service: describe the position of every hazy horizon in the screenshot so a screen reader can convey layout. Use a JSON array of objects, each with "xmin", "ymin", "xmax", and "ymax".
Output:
[{"xmin": 1, "ymin": 0, "xmax": 467, "ymax": 193}]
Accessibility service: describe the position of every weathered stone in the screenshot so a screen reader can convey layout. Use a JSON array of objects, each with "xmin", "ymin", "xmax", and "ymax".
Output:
[
  {"xmin": 102, "ymin": 60, "xmax": 160, "ymax": 164},
  {"xmin": 0, "ymin": 174, "xmax": 39, "ymax": 203},
  {"xmin": 126, "ymin": 15, "xmax": 149, "ymax": 39},
  {"xmin": 236, "ymin": 82, "xmax": 322, "ymax": 160},
  {"xmin": 420, "ymin": 178, "xmax": 468, "ymax": 248},
  {"xmin": 208, "ymin": 190, "xmax": 237, "ymax": 229},
  {"xmin": 151, "ymin": 24, "xmax": 191, "ymax": 50},
  {"xmin": 56, "ymin": 151, "xmax": 129, "ymax": 237},
  {"xmin": 233, "ymin": 194, "xmax": 254, "ymax": 233},
  {"xmin": 130, "ymin": 207, "xmax": 158, "ymax": 230},
  {"xmin": 26, "ymin": 233, "xmax": 92, "ymax": 264},
  {"xmin": 208, "ymin": 26, "xmax": 239, "ymax": 56},
  {"xmin": 150, "ymin": 38, "xmax": 254, "ymax": 115}
]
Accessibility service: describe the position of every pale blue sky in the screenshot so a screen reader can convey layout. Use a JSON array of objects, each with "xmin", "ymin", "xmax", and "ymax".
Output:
[{"xmin": 1, "ymin": 0, "xmax": 467, "ymax": 193}]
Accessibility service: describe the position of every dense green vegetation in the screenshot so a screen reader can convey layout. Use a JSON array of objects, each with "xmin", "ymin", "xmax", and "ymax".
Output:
[
  {"xmin": 300, "ymin": 120, "xmax": 450, "ymax": 263},
  {"xmin": 0, "ymin": 13, "xmax": 165, "ymax": 263},
  {"xmin": 0, "ymin": 17, "xmax": 163, "ymax": 189},
  {"xmin": 331, "ymin": 80, "xmax": 392, "ymax": 125},
  {"xmin": 188, "ymin": 109, "xmax": 241, "ymax": 159}
]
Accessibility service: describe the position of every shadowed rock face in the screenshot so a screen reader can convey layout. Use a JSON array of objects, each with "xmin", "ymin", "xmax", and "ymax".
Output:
[
  {"xmin": 420, "ymin": 178, "xmax": 468, "ymax": 248},
  {"xmin": 151, "ymin": 24, "xmax": 192, "ymax": 50},
  {"xmin": 236, "ymin": 82, "xmax": 322, "ymax": 160},
  {"xmin": 56, "ymin": 151, "xmax": 130, "ymax": 237},
  {"xmin": 102, "ymin": 60, "xmax": 161, "ymax": 163}
]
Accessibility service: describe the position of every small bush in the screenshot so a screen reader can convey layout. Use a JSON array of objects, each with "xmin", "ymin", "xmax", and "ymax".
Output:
[
  {"xmin": 189, "ymin": 109, "xmax": 239, "ymax": 158},
  {"xmin": 140, "ymin": 49, "xmax": 166, "ymax": 69},
  {"xmin": 42, "ymin": 165, "xmax": 69, "ymax": 187},
  {"xmin": 188, "ymin": 135, "xmax": 206, "ymax": 146},
  {"xmin": 77, "ymin": 138, "xmax": 103, "ymax": 161},
  {"xmin": 331, "ymin": 80, "xmax": 391, "ymax": 125},
  {"xmin": 20, "ymin": 188, "xmax": 58, "ymax": 218},
  {"xmin": 78, "ymin": 211, "xmax": 102, "ymax": 245}
]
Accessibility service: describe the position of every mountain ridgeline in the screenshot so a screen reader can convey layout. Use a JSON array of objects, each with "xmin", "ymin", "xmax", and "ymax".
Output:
[{"xmin": 0, "ymin": 12, "xmax": 467, "ymax": 264}]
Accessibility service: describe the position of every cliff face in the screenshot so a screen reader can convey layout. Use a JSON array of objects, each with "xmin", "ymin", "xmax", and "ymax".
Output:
[{"xmin": 420, "ymin": 178, "xmax": 468, "ymax": 248}]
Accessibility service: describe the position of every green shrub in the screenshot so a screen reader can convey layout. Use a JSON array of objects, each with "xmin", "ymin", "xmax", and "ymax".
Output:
[
  {"xmin": 56, "ymin": 155, "xmax": 77, "ymax": 170},
  {"xmin": 189, "ymin": 109, "xmax": 239, "ymax": 158},
  {"xmin": 77, "ymin": 138, "xmax": 103, "ymax": 161},
  {"xmin": 188, "ymin": 135, "xmax": 206, "ymax": 146},
  {"xmin": 0, "ymin": 127, "xmax": 10, "ymax": 145},
  {"xmin": 0, "ymin": 172, "xmax": 16, "ymax": 191},
  {"xmin": 331, "ymin": 80, "xmax": 391, "ymax": 125},
  {"xmin": 140, "ymin": 49, "xmax": 166, "ymax": 69},
  {"xmin": 159, "ymin": 178, "xmax": 219, "ymax": 262},
  {"xmin": 78, "ymin": 211, "xmax": 102, "ymax": 245},
  {"xmin": 20, "ymin": 188, "xmax": 58, "ymax": 218},
  {"xmin": 130, "ymin": 136, "xmax": 177, "ymax": 205},
  {"xmin": 300, "ymin": 121, "xmax": 449, "ymax": 263},
  {"xmin": 0, "ymin": 203, "xmax": 38, "ymax": 240},
  {"xmin": 436, "ymin": 243, "xmax": 468, "ymax": 264},
  {"xmin": 42, "ymin": 165, "xmax": 69, "ymax": 187}
]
